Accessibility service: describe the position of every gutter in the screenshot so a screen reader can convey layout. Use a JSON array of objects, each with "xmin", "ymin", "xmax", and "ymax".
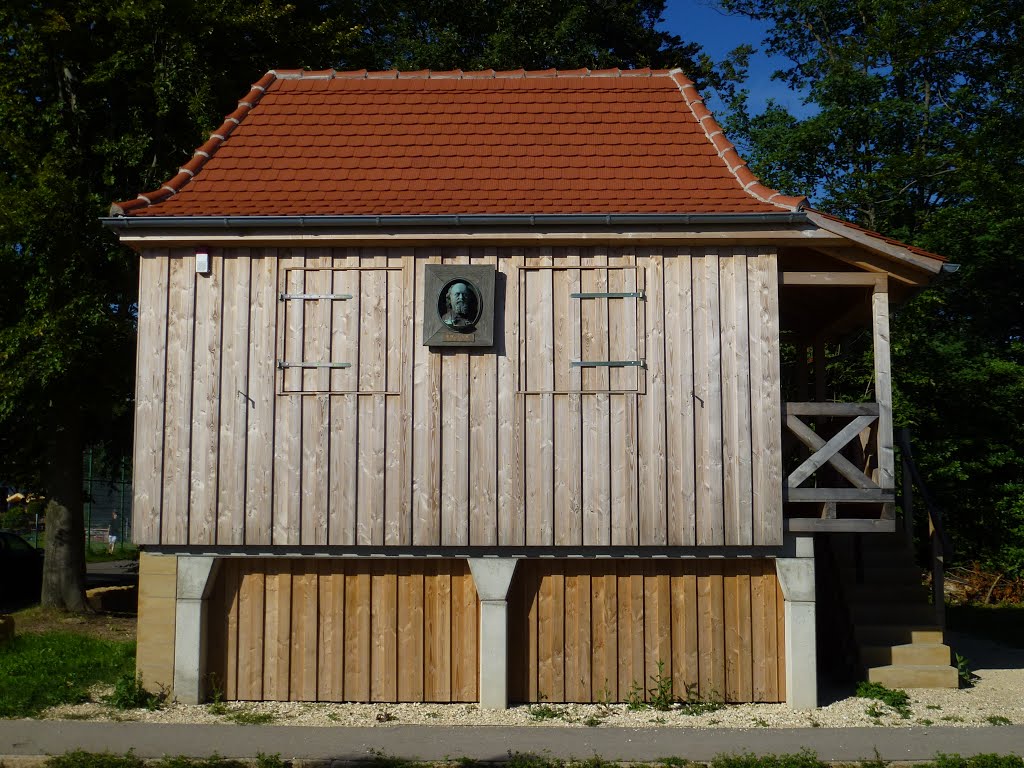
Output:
[{"xmin": 101, "ymin": 212, "xmax": 810, "ymax": 230}]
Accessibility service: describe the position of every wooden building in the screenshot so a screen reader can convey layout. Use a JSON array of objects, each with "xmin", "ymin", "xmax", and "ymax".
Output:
[{"xmin": 105, "ymin": 68, "xmax": 954, "ymax": 710}]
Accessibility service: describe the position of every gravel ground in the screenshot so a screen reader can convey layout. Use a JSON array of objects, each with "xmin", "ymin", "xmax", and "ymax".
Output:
[{"xmin": 42, "ymin": 630, "xmax": 1024, "ymax": 729}]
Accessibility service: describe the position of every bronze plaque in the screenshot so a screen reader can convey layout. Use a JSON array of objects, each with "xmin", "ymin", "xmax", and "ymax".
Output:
[{"xmin": 423, "ymin": 265, "xmax": 496, "ymax": 347}]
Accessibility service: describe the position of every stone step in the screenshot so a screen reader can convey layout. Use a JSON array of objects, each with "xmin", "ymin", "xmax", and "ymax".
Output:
[
  {"xmin": 868, "ymin": 663, "xmax": 960, "ymax": 689},
  {"xmin": 849, "ymin": 602, "xmax": 938, "ymax": 625},
  {"xmin": 860, "ymin": 642, "xmax": 952, "ymax": 668},
  {"xmin": 855, "ymin": 624, "xmax": 945, "ymax": 646}
]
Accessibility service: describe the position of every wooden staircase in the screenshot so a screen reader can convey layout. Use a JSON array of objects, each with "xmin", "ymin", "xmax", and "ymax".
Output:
[{"xmin": 831, "ymin": 533, "xmax": 959, "ymax": 688}]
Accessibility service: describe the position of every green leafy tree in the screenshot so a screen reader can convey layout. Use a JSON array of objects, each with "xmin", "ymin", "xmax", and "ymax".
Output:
[
  {"xmin": 716, "ymin": 0, "xmax": 1024, "ymax": 570},
  {"xmin": 0, "ymin": 0, "xmax": 701, "ymax": 609}
]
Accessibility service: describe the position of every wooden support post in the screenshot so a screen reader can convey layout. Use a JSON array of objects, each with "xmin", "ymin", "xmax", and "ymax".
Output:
[{"xmin": 872, "ymin": 279, "xmax": 895, "ymax": 509}]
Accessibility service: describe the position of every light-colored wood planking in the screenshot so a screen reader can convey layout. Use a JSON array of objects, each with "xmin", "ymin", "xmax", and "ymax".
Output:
[
  {"xmin": 356, "ymin": 394, "xmax": 386, "ymax": 545},
  {"xmin": 317, "ymin": 560, "xmax": 345, "ymax": 701},
  {"xmin": 722, "ymin": 253, "xmax": 754, "ymax": 546},
  {"xmin": 693, "ymin": 253, "xmax": 725, "ymax": 546},
  {"xmin": 343, "ymin": 566, "xmax": 372, "ymax": 701},
  {"xmin": 609, "ymin": 394, "xmax": 639, "ymax": 545},
  {"xmin": 385, "ymin": 262, "xmax": 408, "ymax": 545},
  {"xmin": 262, "ymin": 559, "xmax": 292, "ymax": 701},
  {"xmin": 272, "ymin": 258, "xmax": 304, "ymax": 545},
  {"xmin": 497, "ymin": 249, "xmax": 525, "ymax": 546},
  {"xmin": 749, "ymin": 252, "xmax": 782, "ymax": 545},
  {"xmin": 664, "ymin": 253, "xmax": 696, "ymax": 546},
  {"xmin": 217, "ymin": 255, "xmax": 250, "ymax": 545},
  {"xmin": 162, "ymin": 252, "xmax": 196, "ymax": 544},
  {"xmin": 423, "ymin": 560, "xmax": 452, "ymax": 702},
  {"xmin": 302, "ymin": 393, "xmax": 330, "ymax": 545},
  {"xmin": 289, "ymin": 561, "xmax": 319, "ymax": 700},
  {"xmin": 441, "ymin": 350, "xmax": 470, "ymax": 546},
  {"xmin": 370, "ymin": 561, "xmax": 398, "ymax": 702},
  {"xmin": 329, "ymin": 261, "xmax": 360, "ymax": 392},
  {"xmin": 135, "ymin": 554, "xmax": 177, "ymax": 694},
  {"xmin": 872, "ymin": 279, "xmax": 895, "ymax": 490},
  {"xmin": 397, "ymin": 254, "xmax": 416, "ymax": 546},
  {"xmin": 396, "ymin": 560, "xmax": 425, "ymax": 701},
  {"xmin": 188, "ymin": 253, "xmax": 223, "ymax": 545},
  {"xmin": 244, "ymin": 253, "xmax": 277, "ymax": 546},
  {"xmin": 412, "ymin": 249, "xmax": 442, "ymax": 546},
  {"xmin": 133, "ymin": 255, "xmax": 169, "ymax": 544},
  {"xmin": 638, "ymin": 251, "xmax": 667, "ymax": 545},
  {"xmin": 329, "ymin": 393, "xmax": 358, "ymax": 546},
  {"xmin": 523, "ymin": 263, "xmax": 555, "ymax": 546},
  {"xmin": 553, "ymin": 261, "xmax": 583, "ymax": 546}
]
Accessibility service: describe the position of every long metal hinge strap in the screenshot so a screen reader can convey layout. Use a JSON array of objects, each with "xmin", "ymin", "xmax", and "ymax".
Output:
[
  {"xmin": 279, "ymin": 293, "xmax": 353, "ymax": 301},
  {"xmin": 570, "ymin": 291, "xmax": 645, "ymax": 299},
  {"xmin": 277, "ymin": 361, "xmax": 352, "ymax": 369},
  {"xmin": 570, "ymin": 360, "xmax": 646, "ymax": 368}
]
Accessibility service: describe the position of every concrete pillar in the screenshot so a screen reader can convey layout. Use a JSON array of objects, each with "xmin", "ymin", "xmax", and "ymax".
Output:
[
  {"xmin": 173, "ymin": 556, "xmax": 219, "ymax": 705},
  {"xmin": 467, "ymin": 558, "xmax": 519, "ymax": 710},
  {"xmin": 776, "ymin": 535, "xmax": 817, "ymax": 710}
]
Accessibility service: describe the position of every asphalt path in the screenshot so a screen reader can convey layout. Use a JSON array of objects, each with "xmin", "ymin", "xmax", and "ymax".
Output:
[{"xmin": 0, "ymin": 722, "xmax": 1022, "ymax": 762}]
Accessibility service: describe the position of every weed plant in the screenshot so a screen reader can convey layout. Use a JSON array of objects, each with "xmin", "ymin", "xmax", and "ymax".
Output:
[
  {"xmin": 0, "ymin": 632, "xmax": 135, "ymax": 717},
  {"xmin": 855, "ymin": 681, "xmax": 912, "ymax": 718},
  {"xmin": 105, "ymin": 673, "xmax": 166, "ymax": 711}
]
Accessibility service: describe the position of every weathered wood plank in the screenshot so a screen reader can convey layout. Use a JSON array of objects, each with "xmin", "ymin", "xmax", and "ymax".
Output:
[
  {"xmin": 553, "ymin": 262, "xmax": 583, "ymax": 546},
  {"xmin": 617, "ymin": 564, "xmax": 645, "ymax": 700},
  {"xmin": 697, "ymin": 559, "xmax": 726, "ymax": 699},
  {"xmin": 134, "ymin": 254, "xmax": 169, "ymax": 545},
  {"xmin": 873, "ymin": 279, "xmax": 896, "ymax": 491},
  {"xmin": 590, "ymin": 560, "xmax": 617, "ymax": 701},
  {"xmin": 188, "ymin": 253, "xmax": 223, "ymax": 546},
  {"xmin": 262, "ymin": 559, "xmax": 292, "ymax": 701},
  {"xmin": 524, "ymin": 264, "xmax": 555, "ymax": 546},
  {"xmin": 784, "ymin": 402, "xmax": 880, "ymax": 416},
  {"xmin": 670, "ymin": 560, "xmax": 699, "ymax": 698},
  {"xmin": 412, "ymin": 249, "xmax": 443, "ymax": 546},
  {"xmin": 441, "ymin": 350, "xmax": 470, "ymax": 546},
  {"xmin": 664, "ymin": 252, "xmax": 696, "ymax": 546},
  {"xmin": 786, "ymin": 414, "xmax": 880, "ymax": 488},
  {"xmin": 235, "ymin": 561, "xmax": 265, "ymax": 700},
  {"xmin": 396, "ymin": 560, "xmax": 424, "ymax": 702},
  {"xmin": 643, "ymin": 562, "xmax": 672, "ymax": 695},
  {"xmin": 722, "ymin": 254, "xmax": 753, "ymax": 546},
  {"xmin": 317, "ymin": 560, "xmax": 345, "ymax": 701},
  {"xmin": 216, "ymin": 254, "xmax": 250, "ymax": 545},
  {"xmin": 537, "ymin": 566, "xmax": 565, "ymax": 702},
  {"xmin": 748, "ymin": 253, "xmax": 782, "ymax": 546},
  {"xmin": 397, "ymin": 254, "xmax": 416, "ymax": 546},
  {"xmin": 423, "ymin": 560, "xmax": 453, "ymax": 702},
  {"xmin": 162, "ymin": 253, "xmax": 196, "ymax": 544},
  {"xmin": 343, "ymin": 564, "xmax": 371, "ymax": 701},
  {"xmin": 497, "ymin": 249, "xmax": 524, "ymax": 546},
  {"xmin": 693, "ymin": 253, "xmax": 724, "ymax": 546},
  {"xmin": 751, "ymin": 559, "xmax": 778, "ymax": 702},
  {"xmin": 638, "ymin": 252, "xmax": 667, "ymax": 545},
  {"xmin": 271, "ymin": 256, "xmax": 303, "ymax": 545},
  {"xmin": 779, "ymin": 271, "xmax": 881, "ymax": 286},
  {"xmin": 562, "ymin": 560, "xmax": 591, "ymax": 702},
  {"xmin": 451, "ymin": 563, "xmax": 479, "ymax": 702},
  {"xmin": 289, "ymin": 561, "xmax": 319, "ymax": 701},
  {"xmin": 370, "ymin": 561, "xmax": 398, "ymax": 702}
]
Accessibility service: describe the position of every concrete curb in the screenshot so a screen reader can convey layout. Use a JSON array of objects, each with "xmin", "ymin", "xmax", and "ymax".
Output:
[{"xmin": 1, "ymin": 723, "xmax": 1022, "ymax": 762}]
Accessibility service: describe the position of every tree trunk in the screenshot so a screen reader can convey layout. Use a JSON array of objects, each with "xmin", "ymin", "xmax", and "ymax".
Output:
[{"xmin": 40, "ymin": 405, "xmax": 88, "ymax": 612}]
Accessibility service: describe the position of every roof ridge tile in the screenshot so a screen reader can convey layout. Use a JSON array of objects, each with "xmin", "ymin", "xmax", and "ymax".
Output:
[{"xmin": 668, "ymin": 68, "xmax": 807, "ymax": 211}]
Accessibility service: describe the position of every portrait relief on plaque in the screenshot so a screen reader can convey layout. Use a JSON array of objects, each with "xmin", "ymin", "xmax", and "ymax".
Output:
[{"xmin": 422, "ymin": 265, "xmax": 496, "ymax": 347}]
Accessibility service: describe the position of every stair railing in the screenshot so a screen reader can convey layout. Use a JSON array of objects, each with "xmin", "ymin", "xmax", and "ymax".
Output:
[{"xmin": 896, "ymin": 428, "xmax": 953, "ymax": 627}]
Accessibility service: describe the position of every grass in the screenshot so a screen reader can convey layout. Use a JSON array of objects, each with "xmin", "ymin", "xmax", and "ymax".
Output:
[{"xmin": 0, "ymin": 631, "xmax": 135, "ymax": 717}]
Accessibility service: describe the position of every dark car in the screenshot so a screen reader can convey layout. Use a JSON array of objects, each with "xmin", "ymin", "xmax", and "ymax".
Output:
[{"xmin": 0, "ymin": 530, "xmax": 44, "ymax": 606}]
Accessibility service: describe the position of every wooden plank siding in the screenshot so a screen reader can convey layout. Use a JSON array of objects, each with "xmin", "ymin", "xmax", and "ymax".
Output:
[
  {"xmin": 207, "ymin": 558, "xmax": 478, "ymax": 702},
  {"xmin": 135, "ymin": 246, "xmax": 783, "ymax": 548},
  {"xmin": 507, "ymin": 558, "xmax": 785, "ymax": 703}
]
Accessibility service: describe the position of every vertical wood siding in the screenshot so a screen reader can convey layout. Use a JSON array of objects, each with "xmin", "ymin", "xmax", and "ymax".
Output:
[
  {"xmin": 508, "ymin": 558, "xmax": 785, "ymax": 704},
  {"xmin": 207, "ymin": 558, "xmax": 478, "ymax": 702},
  {"xmin": 135, "ymin": 246, "xmax": 782, "ymax": 547}
]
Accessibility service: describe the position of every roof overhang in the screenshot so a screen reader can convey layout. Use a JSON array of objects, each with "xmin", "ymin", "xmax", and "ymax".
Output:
[{"xmin": 102, "ymin": 211, "xmax": 945, "ymax": 286}]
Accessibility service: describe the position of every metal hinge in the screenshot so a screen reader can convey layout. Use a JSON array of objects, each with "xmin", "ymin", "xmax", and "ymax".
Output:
[
  {"xmin": 279, "ymin": 293, "xmax": 353, "ymax": 301},
  {"xmin": 570, "ymin": 291, "xmax": 645, "ymax": 300},
  {"xmin": 570, "ymin": 360, "xmax": 646, "ymax": 368},
  {"xmin": 277, "ymin": 361, "xmax": 352, "ymax": 369}
]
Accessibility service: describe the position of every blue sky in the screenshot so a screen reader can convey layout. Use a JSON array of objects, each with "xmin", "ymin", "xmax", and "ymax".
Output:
[{"xmin": 657, "ymin": 1, "xmax": 810, "ymax": 117}]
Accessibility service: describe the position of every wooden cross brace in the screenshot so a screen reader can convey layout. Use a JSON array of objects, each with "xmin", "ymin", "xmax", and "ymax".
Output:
[{"xmin": 786, "ymin": 413, "xmax": 880, "ymax": 489}]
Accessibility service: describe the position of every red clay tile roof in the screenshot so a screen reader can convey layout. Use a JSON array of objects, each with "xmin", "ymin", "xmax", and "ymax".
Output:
[{"xmin": 111, "ymin": 68, "xmax": 809, "ymax": 217}]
